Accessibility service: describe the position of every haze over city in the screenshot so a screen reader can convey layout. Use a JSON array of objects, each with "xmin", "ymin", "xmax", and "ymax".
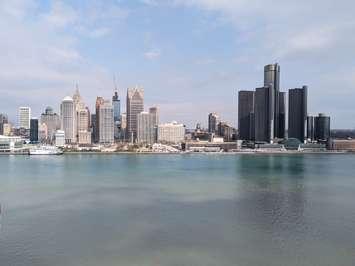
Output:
[{"xmin": 1, "ymin": 0, "xmax": 354, "ymax": 128}]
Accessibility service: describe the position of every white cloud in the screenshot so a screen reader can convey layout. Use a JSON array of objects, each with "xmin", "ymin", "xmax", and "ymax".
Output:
[
  {"xmin": 144, "ymin": 50, "xmax": 161, "ymax": 60},
  {"xmin": 42, "ymin": 1, "xmax": 77, "ymax": 28}
]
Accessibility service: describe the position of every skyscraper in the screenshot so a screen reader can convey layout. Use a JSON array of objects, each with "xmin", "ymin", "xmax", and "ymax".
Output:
[
  {"xmin": 0, "ymin": 113, "xmax": 8, "ymax": 135},
  {"xmin": 99, "ymin": 100, "xmax": 114, "ymax": 144},
  {"xmin": 315, "ymin": 113, "xmax": 331, "ymax": 142},
  {"xmin": 238, "ymin": 91, "xmax": 255, "ymax": 140},
  {"xmin": 288, "ymin": 86, "xmax": 308, "ymax": 142},
  {"xmin": 126, "ymin": 87, "xmax": 144, "ymax": 141},
  {"xmin": 278, "ymin": 91, "xmax": 286, "ymax": 139},
  {"xmin": 137, "ymin": 111, "xmax": 156, "ymax": 144},
  {"xmin": 208, "ymin": 113, "xmax": 220, "ymax": 134},
  {"xmin": 40, "ymin": 106, "xmax": 60, "ymax": 141},
  {"xmin": 18, "ymin": 107, "xmax": 31, "ymax": 129},
  {"xmin": 264, "ymin": 64, "xmax": 281, "ymax": 138},
  {"xmin": 30, "ymin": 118, "xmax": 39, "ymax": 143},
  {"xmin": 112, "ymin": 91, "xmax": 121, "ymax": 123},
  {"xmin": 77, "ymin": 107, "xmax": 91, "ymax": 145},
  {"xmin": 254, "ymin": 85, "xmax": 274, "ymax": 143},
  {"xmin": 60, "ymin": 96, "xmax": 76, "ymax": 143},
  {"xmin": 307, "ymin": 116, "xmax": 315, "ymax": 141},
  {"xmin": 95, "ymin": 97, "xmax": 105, "ymax": 143}
]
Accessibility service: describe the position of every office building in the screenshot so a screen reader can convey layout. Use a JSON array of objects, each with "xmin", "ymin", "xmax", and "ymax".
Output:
[
  {"xmin": 99, "ymin": 100, "xmax": 114, "ymax": 144},
  {"xmin": 38, "ymin": 123, "xmax": 48, "ymax": 143},
  {"xmin": 95, "ymin": 97, "xmax": 105, "ymax": 143},
  {"xmin": 54, "ymin": 130, "xmax": 65, "ymax": 147},
  {"xmin": 254, "ymin": 85, "xmax": 274, "ymax": 143},
  {"xmin": 137, "ymin": 111, "xmax": 156, "ymax": 144},
  {"xmin": 60, "ymin": 96, "xmax": 76, "ymax": 143},
  {"xmin": 208, "ymin": 113, "xmax": 220, "ymax": 134},
  {"xmin": 77, "ymin": 107, "xmax": 91, "ymax": 145},
  {"xmin": 278, "ymin": 91, "xmax": 286, "ymax": 139},
  {"xmin": 18, "ymin": 107, "xmax": 31, "ymax": 129},
  {"xmin": 41, "ymin": 106, "xmax": 60, "ymax": 141},
  {"xmin": 157, "ymin": 121, "xmax": 185, "ymax": 144},
  {"xmin": 113, "ymin": 91, "xmax": 121, "ymax": 140},
  {"xmin": 264, "ymin": 64, "xmax": 282, "ymax": 138},
  {"xmin": 218, "ymin": 122, "xmax": 236, "ymax": 142},
  {"xmin": 0, "ymin": 113, "xmax": 8, "ymax": 135},
  {"xmin": 2, "ymin": 123, "xmax": 12, "ymax": 136},
  {"xmin": 238, "ymin": 91, "xmax": 255, "ymax": 140},
  {"xmin": 30, "ymin": 118, "xmax": 39, "ymax": 143},
  {"xmin": 288, "ymin": 86, "xmax": 308, "ymax": 142},
  {"xmin": 315, "ymin": 113, "xmax": 331, "ymax": 142},
  {"xmin": 126, "ymin": 87, "xmax": 144, "ymax": 141},
  {"xmin": 149, "ymin": 107, "xmax": 159, "ymax": 126},
  {"xmin": 307, "ymin": 116, "xmax": 315, "ymax": 141},
  {"xmin": 0, "ymin": 135, "xmax": 23, "ymax": 152}
]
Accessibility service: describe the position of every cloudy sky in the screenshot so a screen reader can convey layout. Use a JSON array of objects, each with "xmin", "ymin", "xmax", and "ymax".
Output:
[{"xmin": 0, "ymin": 0, "xmax": 354, "ymax": 128}]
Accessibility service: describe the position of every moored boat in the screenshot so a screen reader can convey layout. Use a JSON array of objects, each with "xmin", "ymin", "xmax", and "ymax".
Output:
[{"xmin": 29, "ymin": 146, "xmax": 63, "ymax": 155}]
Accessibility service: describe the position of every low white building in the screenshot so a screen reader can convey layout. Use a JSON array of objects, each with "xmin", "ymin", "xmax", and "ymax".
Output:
[
  {"xmin": 157, "ymin": 121, "xmax": 185, "ymax": 144},
  {"xmin": 0, "ymin": 135, "xmax": 23, "ymax": 152},
  {"xmin": 54, "ymin": 130, "xmax": 65, "ymax": 147}
]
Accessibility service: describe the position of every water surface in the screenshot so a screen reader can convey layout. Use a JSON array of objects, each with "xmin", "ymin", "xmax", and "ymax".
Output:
[{"xmin": 0, "ymin": 154, "xmax": 354, "ymax": 266}]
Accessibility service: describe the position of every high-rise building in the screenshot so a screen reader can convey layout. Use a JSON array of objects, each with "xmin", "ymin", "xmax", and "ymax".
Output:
[
  {"xmin": 18, "ymin": 107, "xmax": 31, "ymax": 129},
  {"xmin": 38, "ymin": 123, "xmax": 48, "ymax": 143},
  {"xmin": 54, "ymin": 130, "xmax": 65, "ymax": 147},
  {"xmin": 278, "ymin": 91, "xmax": 286, "ymax": 139},
  {"xmin": 218, "ymin": 122, "xmax": 236, "ymax": 142},
  {"xmin": 254, "ymin": 85, "xmax": 274, "ymax": 143},
  {"xmin": 315, "ymin": 113, "xmax": 331, "ymax": 142},
  {"xmin": 112, "ymin": 91, "xmax": 121, "ymax": 123},
  {"xmin": 30, "ymin": 118, "xmax": 39, "ymax": 143},
  {"xmin": 2, "ymin": 123, "xmax": 12, "ymax": 136},
  {"xmin": 60, "ymin": 96, "xmax": 76, "ymax": 144},
  {"xmin": 95, "ymin": 97, "xmax": 105, "ymax": 143},
  {"xmin": 77, "ymin": 107, "xmax": 91, "ymax": 145},
  {"xmin": 137, "ymin": 111, "xmax": 156, "ymax": 144},
  {"xmin": 126, "ymin": 87, "xmax": 144, "ymax": 141},
  {"xmin": 0, "ymin": 113, "xmax": 8, "ymax": 135},
  {"xmin": 288, "ymin": 86, "xmax": 308, "ymax": 142},
  {"xmin": 238, "ymin": 91, "xmax": 255, "ymax": 140},
  {"xmin": 157, "ymin": 121, "xmax": 185, "ymax": 144},
  {"xmin": 149, "ymin": 107, "xmax": 159, "ymax": 126},
  {"xmin": 99, "ymin": 100, "xmax": 114, "ymax": 144},
  {"xmin": 40, "ymin": 106, "xmax": 60, "ymax": 141},
  {"xmin": 91, "ymin": 114, "xmax": 96, "ymax": 142},
  {"xmin": 208, "ymin": 113, "xmax": 220, "ymax": 134},
  {"xmin": 307, "ymin": 116, "xmax": 315, "ymax": 141}
]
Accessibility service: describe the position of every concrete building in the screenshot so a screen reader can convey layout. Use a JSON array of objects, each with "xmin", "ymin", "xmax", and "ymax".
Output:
[
  {"xmin": 238, "ymin": 91, "xmax": 255, "ymax": 140},
  {"xmin": 40, "ymin": 106, "xmax": 61, "ymax": 141},
  {"xmin": 99, "ymin": 100, "xmax": 114, "ymax": 144},
  {"xmin": 18, "ymin": 107, "xmax": 31, "ymax": 129},
  {"xmin": 30, "ymin": 118, "xmax": 39, "ymax": 143},
  {"xmin": 254, "ymin": 85, "xmax": 274, "ymax": 143},
  {"xmin": 137, "ymin": 111, "xmax": 156, "ymax": 144},
  {"xmin": 315, "ymin": 113, "xmax": 331, "ymax": 142},
  {"xmin": 77, "ymin": 107, "xmax": 91, "ymax": 145},
  {"xmin": 2, "ymin": 123, "xmax": 12, "ymax": 136},
  {"xmin": 60, "ymin": 96, "xmax": 76, "ymax": 144},
  {"xmin": 218, "ymin": 122, "xmax": 236, "ymax": 142},
  {"xmin": 38, "ymin": 123, "xmax": 48, "ymax": 143},
  {"xmin": 288, "ymin": 86, "xmax": 308, "ymax": 142},
  {"xmin": 0, "ymin": 135, "xmax": 23, "ymax": 152},
  {"xmin": 157, "ymin": 121, "xmax": 185, "ymax": 144},
  {"xmin": 126, "ymin": 87, "xmax": 144, "ymax": 141},
  {"xmin": 54, "ymin": 130, "xmax": 65, "ymax": 147},
  {"xmin": 78, "ymin": 131, "xmax": 91, "ymax": 145},
  {"xmin": 95, "ymin": 97, "xmax": 105, "ymax": 143},
  {"xmin": 0, "ymin": 113, "xmax": 8, "ymax": 135},
  {"xmin": 208, "ymin": 113, "xmax": 220, "ymax": 134}
]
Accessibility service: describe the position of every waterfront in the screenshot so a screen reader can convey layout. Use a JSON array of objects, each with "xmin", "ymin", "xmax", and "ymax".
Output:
[{"xmin": 0, "ymin": 154, "xmax": 354, "ymax": 266}]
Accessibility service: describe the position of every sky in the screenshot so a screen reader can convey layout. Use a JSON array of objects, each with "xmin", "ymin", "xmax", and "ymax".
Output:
[{"xmin": 0, "ymin": 0, "xmax": 355, "ymax": 129}]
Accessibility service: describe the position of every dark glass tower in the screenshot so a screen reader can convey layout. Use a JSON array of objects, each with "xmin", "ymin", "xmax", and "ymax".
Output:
[
  {"xmin": 288, "ymin": 86, "xmax": 308, "ymax": 142},
  {"xmin": 307, "ymin": 116, "xmax": 315, "ymax": 141},
  {"xmin": 254, "ymin": 85, "xmax": 274, "ymax": 142},
  {"xmin": 278, "ymin": 91, "xmax": 286, "ymax": 139},
  {"xmin": 315, "ymin": 113, "xmax": 331, "ymax": 142},
  {"xmin": 112, "ymin": 91, "xmax": 121, "ymax": 123},
  {"xmin": 264, "ymin": 63, "xmax": 280, "ymax": 138},
  {"xmin": 238, "ymin": 91, "xmax": 255, "ymax": 141},
  {"xmin": 30, "ymin": 118, "xmax": 39, "ymax": 143}
]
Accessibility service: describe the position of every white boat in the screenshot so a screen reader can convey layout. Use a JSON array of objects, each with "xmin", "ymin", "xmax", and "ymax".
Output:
[{"xmin": 29, "ymin": 146, "xmax": 63, "ymax": 155}]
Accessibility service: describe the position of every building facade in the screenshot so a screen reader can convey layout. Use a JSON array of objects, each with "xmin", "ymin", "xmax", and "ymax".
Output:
[
  {"xmin": 157, "ymin": 121, "xmax": 185, "ymax": 144},
  {"xmin": 95, "ymin": 97, "xmax": 105, "ymax": 143},
  {"xmin": 238, "ymin": 91, "xmax": 255, "ymax": 140},
  {"xmin": 288, "ymin": 86, "xmax": 308, "ymax": 142},
  {"xmin": 137, "ymin": 111, "xmax": 156, "ymax": 144},
  {"xmin": 60, "ymin": 96, "xmax": 76, "ymax": 144},
  {"xmin": 126, "ymin": 87, "xmax": 144, "ymax": 142},
  {"xmin": 41, "ymin": 106, "xmax": 61, "ymax": 141},
  {"xmin": 30, "ymin": 118, "xmax": 39, "ymax": 143},
  {"xmin": 315, "ymin": 113, "xmax": 331, "ymax": 142},
  {"xmin": 254, "ymin": 85, "xmax": 274, "ymax": 143},
  {"xmin": 54, "ymin": 130, "xmax": 65, "ymax": 147},
  {"xmin": 18, "ymin": 107, "xmax": 31, "ymax": 129},
  {"xmin": 99, "ymin": 100, "xmax": 114, "ymax": 144},
  {"xmin": 208, "ymin": 113, "xmax": 220, "ymax": 134}
]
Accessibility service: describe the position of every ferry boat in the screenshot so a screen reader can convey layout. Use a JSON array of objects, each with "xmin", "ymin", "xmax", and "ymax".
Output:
[{"xmin": 29, "ymin": 146, "xmax": 63, "ymax": 155}]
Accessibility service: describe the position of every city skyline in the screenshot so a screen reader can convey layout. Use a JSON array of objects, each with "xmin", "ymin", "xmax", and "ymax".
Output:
[{"xmin": 0, "ymin": 1, "xmax": 354, "ymax": 128}]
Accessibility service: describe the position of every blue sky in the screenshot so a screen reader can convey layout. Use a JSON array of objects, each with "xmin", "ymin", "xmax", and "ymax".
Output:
[{"xmin": 0, "ymin": 0, "xmax": 355, "ymax": 128}]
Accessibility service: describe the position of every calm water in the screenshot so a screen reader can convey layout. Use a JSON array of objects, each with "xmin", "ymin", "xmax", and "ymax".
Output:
[{"xmin": 0, "ymin": 154, "xmax": 354, "ymax": 266}]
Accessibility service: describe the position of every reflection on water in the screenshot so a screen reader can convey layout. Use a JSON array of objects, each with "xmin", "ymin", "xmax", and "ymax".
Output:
[{"xmin": 0, "ymin": 154, "xmax": 355, "ymax": 266}]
